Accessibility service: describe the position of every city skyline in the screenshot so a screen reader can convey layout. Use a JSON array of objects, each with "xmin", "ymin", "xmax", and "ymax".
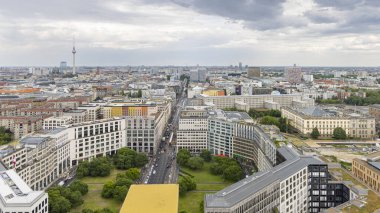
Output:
[{"xmin": 1, "ymin": 0, "xmax": 380, "ymax": 66}]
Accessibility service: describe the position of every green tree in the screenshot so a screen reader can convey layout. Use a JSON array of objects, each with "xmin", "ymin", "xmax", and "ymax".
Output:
[
  {"xmin": 209, "ymin": 162, "xmax": 223, "ymax": 175},
  {"xmin": 113, "ymin": 148, "xmax": 148, "ymax": 170},
  {"xmin": 310, "ymin": 127, "xmax": 321, "ymax": 139},
  {"xmin": 278, "ymin": 117, "xmax": 289, "ymax": 133},
  {"xmin": 88, "ymin": 157, "xmax": 112, "ymax": 177},
  {"xmin": 177, "ymin": 149, "xmax": 191, "ymax": 166},
  {"xmin": 94, "ymin": 208, "xmax": 113, "ymax": 213},
  {"xmin": 200, "ymin": 149, "xmax": 212, "ymax": 162},
  {"xmin": 135, "ymin": 153, "xmax": 148, "ymax": 167},
  {"xmin": 166, "ymin": 75, "xmax": 171, "ymax": 81},
  {"xmin": 187, "ymin": 157, "xmax": 204, "ymax": 170},
  {"xmin": 101, "ymin": 181, "xmax": 116, "ymax": 198},
  {"xmin": 260, "ymin": 116, "xmax": 280, "ymax": 126},
  {"xmin": 82, "ymin": 209, "xmax": 94, "ymax": 213},
  {"xmin": 61, "ymin": 189, "xmax": 83, "ymax": 207},
  {"xmin": 333, "ymin": 127, "xmax": 347, "ymax": 140},
  {"xmin": 125, "ymin": 168, "xmax": 141, "ymax": 181},
  {"xmin": 178, "ymin": 178, "xmax": 188, "ymax": 196},
  {"xmin": 69, "ymin": 180, "xmax": 88, "ymax": 195},
  {"xmin": 113, "ymin": 185, "xmax": 129, "ymax": 202},
  {"xmin": 49, "ymin": 195, "xmax": 72, "ymax": 213},
  {"xmin": 0, "ymin": 127, "xmax": 13, "ymax": 145},
  {"xmin": 76, "ymin": 161, "xmax": 90, "ymax": 178},
  {"xmin": 48, "ymin": 188, "xmax": 72, "ymax": 213},
  {"xmin": 137, "ymin": 89, "xmax": 142, "ymax": 98},
  {"xmin": 199, "ymin": 200, "xmax": 204, "ymax": 212},
  {"xmin": 223, "ymin": 165, "xmax": 243, "ymax": 181}
]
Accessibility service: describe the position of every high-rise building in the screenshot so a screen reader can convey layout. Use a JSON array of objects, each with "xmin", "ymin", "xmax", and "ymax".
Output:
[
  {"xmin": 239, "ymin": 62, "xmax": 243, "ymax": 70},
  {"xmin": 247, "ymin": 67, "xmax": 261, "ymax": 78},
  {"xmin": 177, "ymin": 108, "xmax": 208, "ymax": 154},
  {"xmin": 285, "ymin": 64, "xmax": 302, "ymax": 84},
  {"xmin": 59, "ymin": 61, "xmax": 67, "ymax": 73},
  {"xmin": 189, "ymin": 69, "xmax": 207, "ymax": 82}
]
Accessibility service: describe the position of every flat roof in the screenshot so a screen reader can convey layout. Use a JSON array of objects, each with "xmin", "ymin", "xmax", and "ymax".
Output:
[
  {"xmin": 368, "ymin": 161, "xmax": 380, "ymax": 171},
  {"xmin": 20, "ymin": 136, "xmax": 49, "ymax": 146},
  {"xmin": 120, "ymin": 184, "xmax": 179, "ymax": 213},
  {"xmin": 205, "ymin": 146, "xmax": 323, "ymax": 208}
]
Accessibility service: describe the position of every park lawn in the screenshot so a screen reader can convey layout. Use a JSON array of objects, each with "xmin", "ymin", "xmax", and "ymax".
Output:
[
  {"xmin": 181, "ymin": 162, "xmax": 231, "ymax": 184},
  {"xmin": 70, "ymin": 169, "xmax": 125, "ymax": 213},
  {"xmin": 179, "ymin": 191, "xmax": 206, "ymax": 213},
  {"xmin": 179, "ymin": 162, "xmax": 233, "ymax": 213},
  {"xmin": 343, "ymin": 191, "xmax": 380, "ymax": 213}
]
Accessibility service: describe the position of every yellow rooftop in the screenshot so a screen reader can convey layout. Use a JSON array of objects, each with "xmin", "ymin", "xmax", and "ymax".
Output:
[{"xmin": 120, "ymin": 184, "xmax": 179, "ymax": 213}]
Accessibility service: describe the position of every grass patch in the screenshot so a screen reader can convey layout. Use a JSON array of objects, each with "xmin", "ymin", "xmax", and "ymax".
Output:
[
  {"xmin": 179, "ymin": 162, "xmax": 233, "ymax": 213},
  {"xmin": 179, "ymin": 191, "xmax": 206, "ymax": 213},
  {"xmin": 343, "ymin": 191, "xmax": 380, "ymax": 213},
  {"xmin": 70, "ymin": 169, "xmax": 125, "ymax": 213},
  {"xmin": 284, "ymin": 134, "xmax": 308, "ymax": 148},
  {"xmin": 181, "ymin": 162, "xmax": 229, "ymax": 184},
  {"xmin": 329, "ymin": 168, "xmax": 364, "ymax": 187}
]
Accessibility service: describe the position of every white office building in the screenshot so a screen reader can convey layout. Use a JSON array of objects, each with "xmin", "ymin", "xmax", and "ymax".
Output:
[
  {"xmin": 177, "ymin": 108, "xmax": 208, "ymax": 154},
  {"xmin": 0, "ymin": 169, "xmax": 48, "ymax": 213}
]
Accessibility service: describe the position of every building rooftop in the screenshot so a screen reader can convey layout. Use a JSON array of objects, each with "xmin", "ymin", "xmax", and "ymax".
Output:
[
  {"xmin": 0, "ymin": 170, "xmax": 46, "ymax": 205},
  {"xmin": 205, "ymin": 146, "xmax": 323, "ymax": 208},
  {"xmin": 368, "ymin": 161, "xmax": 380, "ymax": 171},
  {"xmin": 20, "ymin": 136, "xmax": 49, "ymax": 146},
  {"xmin": 225, "ymin": 111, "xmax": 252, "ymax": 122},
  {"xmin": 120, "ymin": 184, "xmax": 179, "ymax": 213}
]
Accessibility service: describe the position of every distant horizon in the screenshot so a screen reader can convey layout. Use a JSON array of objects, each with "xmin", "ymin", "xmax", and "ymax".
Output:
[
  {"xmin": 1, "ymin": 1, "xmax": 380, "ymax": 66},
  {"xmin": 1, "ymin": 65, "xmax": 380, "ymax": 68}
]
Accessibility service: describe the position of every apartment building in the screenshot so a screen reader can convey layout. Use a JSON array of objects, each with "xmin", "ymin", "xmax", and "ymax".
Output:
[
  {"xmin": 68, "ymin": 118, "xmax": 126, "ymax": 165},
  {"xmin": 204, "ymin": 147, "xmax": 350, "ymax": 213},
  {"xmin": 208, "ymin": 110, "xmax": 253, "ymax": 157},
  {"xmin": 177, "ymin": 108, "xmax": 208, "ymax": 154},
  {"xmin": 0, "ymin": 170, "xmax": 48, "ymax": 213},
  {"xmin": 64, "ymin": 109, "xmax": 87, "ymax": 124},
  {"xmin": 43, "ymin": 116, "xmax": 73, "ymax": 130},
  {"xmin": 77, "ymin": 105, "xmax": 101, "ymax": 121},
  {"xmin": 352, "ymin": 153, "xmax": 380, "ymax": 193},
  {"xmin": 234, "ymin": 123, "xmax": 277, "ymax": 171},
  {"xmin": 0, "ymin": 116, "xmax": 44, "ymax": 139},
  {"xmin": 199, "ymin": 94, "xmax": 314, "ymax": 111},
  {"xmin": 369, "ymin": 104, "xmax": 380, "ymax": 130},
  {"xmin": 125, "ymin": 101, "xmax": 171, "ymax": 155},
  {"xmin": 20, "ymin": 108, "xmax": 64, "ymax": 117},
  {"xmin": 281, "ymin": 107, "xmax": 376, "ymax": 139},
  {"xmin": 0, "ymin": 136, "xmax": 57, "ymax": 191}
]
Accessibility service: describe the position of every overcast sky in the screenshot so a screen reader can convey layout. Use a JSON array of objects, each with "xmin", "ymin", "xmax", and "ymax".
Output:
[{"xmin": 0, "ymin": 0, "xmax": 380, "ymax": 66}]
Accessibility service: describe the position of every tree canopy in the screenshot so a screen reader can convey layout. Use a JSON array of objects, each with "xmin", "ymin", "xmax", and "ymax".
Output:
[
  {"xmin": 113, "ymin": 148, "xmax": 148, "ymax": 170},
  {"xmin": 260, "ymin": 116, "xmax": 280, "ymax": 127},
  {"xmin": 0, "ymin": 127, "xmax": 13, "ymax": 145},
  {"xmin": 310, "ymin": 127, "xmax": 321, "ymax": 139},
  {"xmin": 177, "ymin": 149, "xmax": 191, "ymax": 167},
  {"xmin": 209, "ymin": 157, "xmax": 243, "ymax": 181},
  {"xmin": 77, "ymin": 157, "xmax": 112, "ymax": 178},
  {"xmin": 48, "ymin": 182, "xmax": 88, "ymax": 213},
  {"xmin": 187, "ymin": 157, "xmax": 204, "ymax": 170},
  {"xmin": 333, "ymin": 127, "xmax": 347, "ymax": 140},
  {"xmin": 200, "ymin": 150, "xmax": 212, "ymax": 162}
]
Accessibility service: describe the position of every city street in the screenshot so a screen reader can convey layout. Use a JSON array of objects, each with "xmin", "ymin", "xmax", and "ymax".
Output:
[{"xmin": 145, "ymin": 79, "xmax": 187, "ymax": 184}]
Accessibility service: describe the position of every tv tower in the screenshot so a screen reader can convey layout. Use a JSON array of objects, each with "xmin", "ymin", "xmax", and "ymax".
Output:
[{"xmin": 72, "ymin": 37, "xmax": 77, "ymax": 75}]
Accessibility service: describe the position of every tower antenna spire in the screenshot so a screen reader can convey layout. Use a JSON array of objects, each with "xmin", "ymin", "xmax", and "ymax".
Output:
[{"xmin": 72, "ymin": 36, "xmax": 77, "ymax": 75}]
